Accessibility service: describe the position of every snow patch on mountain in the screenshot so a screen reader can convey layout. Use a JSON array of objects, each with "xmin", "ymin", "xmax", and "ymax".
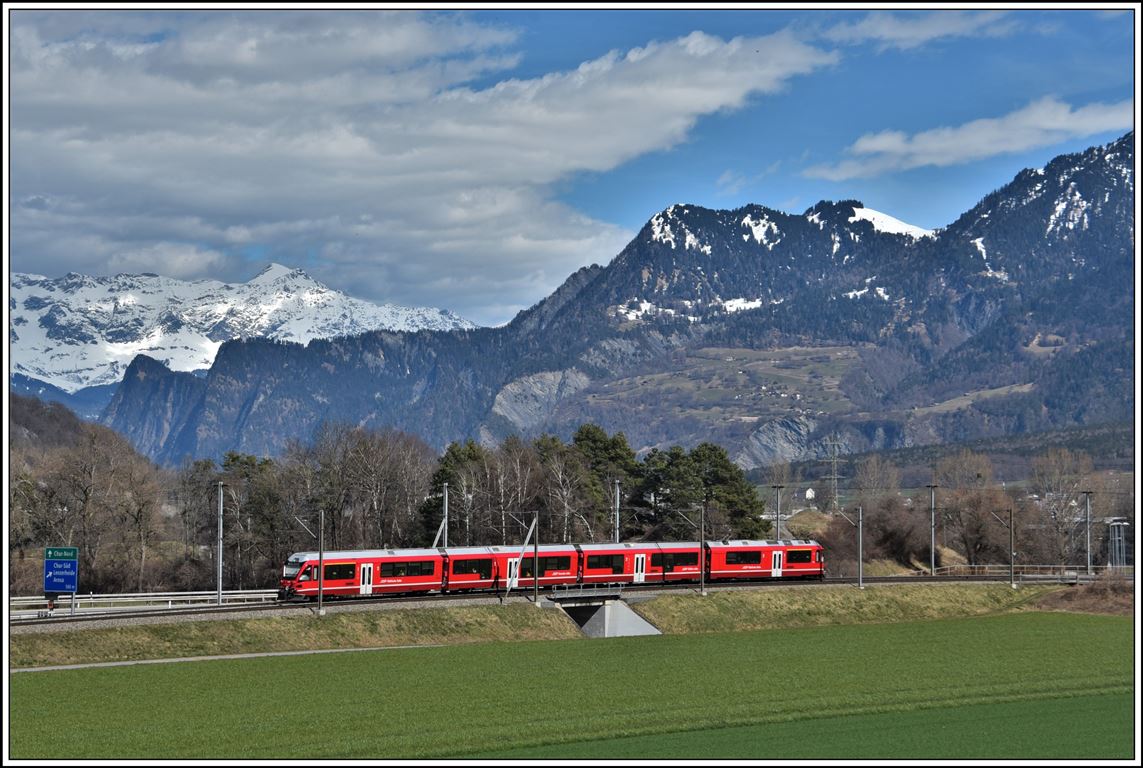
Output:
[
  {"xmin": 10, "ymin": 264, "xmax": 476, "ymax": 393},
  {"xmin": 741, "ymin": 213, "xmax": 783, "ymax": 250},
  {"xmin": 848, "ymin": 207, "xmax": 934, "ymax": 240},
  {"xmin": 1046, "ymin": 182, "xmax": 1090, "ymax": 236}
]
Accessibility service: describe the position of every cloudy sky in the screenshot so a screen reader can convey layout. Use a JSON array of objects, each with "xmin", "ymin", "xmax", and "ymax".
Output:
[{"xmin": 6, "ymin": 6, "xmax": 1136, "ymax": 327}]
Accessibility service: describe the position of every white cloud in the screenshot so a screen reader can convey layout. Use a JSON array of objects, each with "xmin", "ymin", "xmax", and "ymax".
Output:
[
  {"xmin": 804, "ymin": 96, "xmax": 1134, "ymax": 181},
  {"xmin": 9, "ymin": 14, "xmax": 837, "ymax": 326},
  {"xmin": 108, "ymin": 243, "xmax": 230, "ymax": 278},
  {"xmin": 716, "ymin": 170, "xmax": 749, "ymax": 196},
  {"xmin": 822, "ymin": 10, "xmax": 1018, "ymax": 50}
]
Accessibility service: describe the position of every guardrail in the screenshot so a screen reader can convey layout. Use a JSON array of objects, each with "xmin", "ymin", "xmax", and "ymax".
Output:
[
  {"xmin": 906, "ymin": 564, "xmax": 1134, "ymax": 580},
  {"xmin": 10, "ymin": 589, "xmax": 280, "ymax": 617}
]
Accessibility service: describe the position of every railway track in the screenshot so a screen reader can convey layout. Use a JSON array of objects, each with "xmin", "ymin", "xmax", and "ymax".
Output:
[{"xmin": 9, "ymin": 574, "xmax": 1024, "ymax": 628}]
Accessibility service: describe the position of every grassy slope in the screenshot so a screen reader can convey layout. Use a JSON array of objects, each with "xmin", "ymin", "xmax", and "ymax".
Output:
[
  {"xmin": 11, "ymin": 583, "xmax": 1058, "ymax": 668},
  {"xmin": 9, "ymin": 611, "xmax": 1133, "ymax": 759}
]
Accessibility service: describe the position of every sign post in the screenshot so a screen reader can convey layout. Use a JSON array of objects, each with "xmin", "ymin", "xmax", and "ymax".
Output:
[{"xmin": 44, "ymin": 547, "xmax": 79, "ymax": 616}]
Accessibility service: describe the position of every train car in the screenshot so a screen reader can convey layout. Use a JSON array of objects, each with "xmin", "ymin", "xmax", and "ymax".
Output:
[
  {"xmin": 577, "ymin": 541, "xmax": 703, "ymax": 585},
  {"xmin": 776, "ymin": 539, "xmax": 825, "ymax": 580},
  {"xmin": 442, "ymin": 544, "xmax": 580, "ymax": 593},
  {"xmin": 649, "ymin": 542, "xmax": 703, "ymax": 583},
  {"xmin": 578, "ymin": 542, "xmax": 637, "ymax": 585},
  {"xmin": 277, "ymin": 548, "xmax": 445, "ymax": 600},
  {"xmin": 707, "ymin": 539, "xmax": 824, "ymax": 581}
]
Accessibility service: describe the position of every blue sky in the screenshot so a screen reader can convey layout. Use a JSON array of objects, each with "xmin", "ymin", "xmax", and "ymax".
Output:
[{"xmin": 6, "ymin": 6, "xmax": 1137, "ymax": 327}]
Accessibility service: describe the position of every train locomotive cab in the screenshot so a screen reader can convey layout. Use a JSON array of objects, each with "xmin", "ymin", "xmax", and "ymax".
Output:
[
  {"xmin": 781, "ymin": 540, "xmax": 825, "ymax": 580},
  {"xmin": 277, "ymin": 548, "xmax": 445, "ymax": 601},
  {"xmin": 278, "ymin": 553, "xmax": 310, "ymax": 600},
  {"xmin": 707, "ymin": 539, "xmax": 825, "ymax": 581}
]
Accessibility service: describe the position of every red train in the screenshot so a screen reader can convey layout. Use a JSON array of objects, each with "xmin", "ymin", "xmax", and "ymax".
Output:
[{"xmin": 277, "ymin": 539, "xmax": 824, "ymax": 600}]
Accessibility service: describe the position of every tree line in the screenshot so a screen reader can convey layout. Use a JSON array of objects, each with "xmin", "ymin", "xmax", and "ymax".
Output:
[
  {"xmin": 809, "ymin": 448, "xmax": 1133, "ymax": 578},
  {"xmin": 9, "ymin": 393, "xmax": 1132, "ymax": 595},
  {"xmin": 9, "ymin": 401, "xmax": 770, "ymax": 594}
]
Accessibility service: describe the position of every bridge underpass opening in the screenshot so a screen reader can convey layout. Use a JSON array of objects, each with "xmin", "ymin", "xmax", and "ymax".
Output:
[{"xmin": 555, "ymin": 598, "xmax": 661, "ymax": 638}]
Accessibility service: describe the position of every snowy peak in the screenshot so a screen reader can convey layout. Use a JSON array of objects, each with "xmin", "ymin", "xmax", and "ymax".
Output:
[
  {"xmin": 10, "ymin": 265, "xmax": 476, "ymax": 393},
  {"xmin": 648, "ymin": 204, "xmax": 715, "ymax": 255}
]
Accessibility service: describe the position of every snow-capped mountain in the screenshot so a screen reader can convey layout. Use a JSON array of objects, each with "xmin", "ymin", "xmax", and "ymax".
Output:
[{"xmin": 10, "ymin": 263, "xmax": 476, "ymax": 393}]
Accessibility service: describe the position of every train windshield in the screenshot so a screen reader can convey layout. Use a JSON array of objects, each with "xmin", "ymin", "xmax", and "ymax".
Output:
[{"xmin": 282, "ymin": 561, "xmax": 304, "ymax": 579}]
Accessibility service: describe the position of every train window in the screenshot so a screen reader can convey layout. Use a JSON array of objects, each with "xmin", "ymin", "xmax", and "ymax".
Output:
[
  {"xmin": 546, "ymin": 556, "xmax": 571, "ymax": 572},
  {"xmin": 587, "ymin": 554, "xmax": 624, "ymax": 574},
  {"xmin": 653, "ymin": 552, "xmax": 698, "ymax": 569},
  {"xmin": 726, "ymin": 551, "xmax": 762, "ymax": 565},
  {"xmin": 323, "ymin": 563, "xmax": 355, "ymax": 580},
  {"xmin": 520, "ymin": 555, "xmax": 571, "ymax": 578},
  {"xmin": 787, "ymin": 550, "xmax": 813, "ymax": 564},
  {"xmin": 381, "ymin": 560, "xmax": 436, "ymax": 578},
  {"xmin": 453, "ymin": 559, "xmax": 492, "ymax": 579}
]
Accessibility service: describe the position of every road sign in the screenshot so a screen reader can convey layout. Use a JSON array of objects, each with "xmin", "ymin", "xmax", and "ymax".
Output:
[
  {"xmin": 45, "ymin": 546, "xmax": 79, "ymax": 595},
  {"xmin": 44, "ymin": 559, "xmax": 79, "ymax": 593}
]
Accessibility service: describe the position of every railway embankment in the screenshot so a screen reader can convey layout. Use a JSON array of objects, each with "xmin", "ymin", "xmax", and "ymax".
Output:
[{"xmin": 9, "ymin": 580, "xmax": 1129, "ymax": 670}]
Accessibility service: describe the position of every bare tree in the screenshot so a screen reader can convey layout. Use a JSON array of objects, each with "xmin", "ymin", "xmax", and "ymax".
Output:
[
  {"xmin": 854, "ymin": 454, "xmax": 900, "ymax": 509},
  {"xmin": 935, "ymin": 450, "xmax": 1008, "ymax": 565},
  {"xmin": 1026, "ymin": 448, "xmax": 1094, "ymax": 564},
  {"xmin": 536, "ymin": 435, "xmax": 593, "ymax": 543}
]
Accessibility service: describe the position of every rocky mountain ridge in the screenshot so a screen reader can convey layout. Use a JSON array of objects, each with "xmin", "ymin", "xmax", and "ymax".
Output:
[
  {"xmin": 10, "ymin": 262, "xmax": 476, "ymax": 394},
  {"xmin": 96, "ymin": 132, "xmax": 1134, "ymax": 468}
]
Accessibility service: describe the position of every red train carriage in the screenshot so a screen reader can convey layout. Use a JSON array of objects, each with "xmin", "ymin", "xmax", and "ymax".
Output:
[
  {"xmin": 649, "ymin": 542, "xmax": 703, "ymax": 583},
  {"xmin": 777, "ymin": 540, "xmax": 825, "ymax": 579},
  {"xmin": 577, "ymin": 543, "xmax": 642, "ymax": 585},
  {"xmin": 441, "ymin": 544, "xmax": 578, "ymax": 592},
  {"xmin": 278, "ymin": 548, "xmax": 445, "ymax": 600},
  {"xmin": 576, "ymin": 542, "xmax": 703, "ymax": 585},
  {"xmin": 500, "ymin": 544, "xmax": 580, "ymax": 591},
  {"xmin": 707, "ymin": 539, "xmax": 824, "ymax": 581}
]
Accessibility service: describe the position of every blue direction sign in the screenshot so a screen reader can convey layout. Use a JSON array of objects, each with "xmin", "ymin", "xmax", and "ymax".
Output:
[
  {"xmin": 45, "ymin": 560, "xmax": 78, "ymax": 592},
  {"xmin": 45, "ymin": 548, "xmax": 79, "ymax": 594}
]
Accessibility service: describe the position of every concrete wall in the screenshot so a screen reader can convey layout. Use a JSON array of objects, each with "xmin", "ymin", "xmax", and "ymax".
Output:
[{"xmin": 562, "ymin": 600, "xmax": 661, "ymax": 638}]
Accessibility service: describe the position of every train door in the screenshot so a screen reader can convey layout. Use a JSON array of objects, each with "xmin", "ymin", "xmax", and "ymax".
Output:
[
  {"xmin": 359, "ymin": 563, "xmax": 373, "ymax": 595},
  {"xmin": 507, "ymin": 558, "xmax": 520, "ymax": 589},
  {"xmin": 633, "ymin": 554, "xmax": 646, "ymax": 583},
  {"xmin": 771, "ymin": 551, "xmax": 783, "ymax": 579}
]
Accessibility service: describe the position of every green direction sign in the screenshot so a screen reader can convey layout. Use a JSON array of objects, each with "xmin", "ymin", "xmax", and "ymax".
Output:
[{"xmin": 46, "ymin": 547, "xmax": 78, "ymax": 560}]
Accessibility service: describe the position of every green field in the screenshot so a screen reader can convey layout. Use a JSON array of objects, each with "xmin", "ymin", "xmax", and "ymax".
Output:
[
  {"xmin": 477, "ymin": 693, "xmax": 1134, "ymax": 759},
  {"xmin": 9, "ymin": 611, "xmax": 1133, "ymax": 760}
]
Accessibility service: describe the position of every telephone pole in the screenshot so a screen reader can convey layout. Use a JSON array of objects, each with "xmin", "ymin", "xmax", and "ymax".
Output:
[
  {"xmin": 926, "ymin": 484, "xmax": 939, "ymax": 576},
  {"xmin": 614, "ymin": 480, "xmax": 621, "ymax": 544},
  {"xmin": 771, "ymin": 484, "xmax": 785, "ymax": 540},
  {"xmin": 1082, "ymin": 490, "xmax": 1092, "ymax": 575},
  {"xmin": 216, "ymin": 481, "xmax": 224, "ymax": 606}
]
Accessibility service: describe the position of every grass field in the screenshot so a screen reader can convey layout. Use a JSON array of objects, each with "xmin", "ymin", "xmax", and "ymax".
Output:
[
  {"xmin": 9, "ymin": 611, "xmax": 1133, "ymax": 760},
  {"xmin": 475, "ymin": 693, "xmax": 1134, "ymax": 759}
]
